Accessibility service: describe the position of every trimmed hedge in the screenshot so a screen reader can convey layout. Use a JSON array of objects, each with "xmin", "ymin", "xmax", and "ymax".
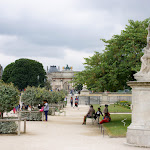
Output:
[
  {"xmin": 21, "ymin": 111, "xmax": 43, "ymax": 121},
  {"xmin": 0, "ymin": 122, "xmax": 18, "ymax": 134}
]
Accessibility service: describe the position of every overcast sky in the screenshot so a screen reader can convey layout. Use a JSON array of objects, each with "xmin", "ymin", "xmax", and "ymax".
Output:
[{"xmin": 0, "ymin": 0, "xmax": 149, "ymax": 71}]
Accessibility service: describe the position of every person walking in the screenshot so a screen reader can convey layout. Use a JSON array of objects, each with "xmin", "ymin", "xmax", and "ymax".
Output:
[
  {"xmin": 43, "ymin": 100, "xmax": 49, "ymax": 121},
  {"xmin": 70, "ymin": 97, "xmax": 73, "ymax": 107},
  {"xmin": 74, "ymin": 96, "xmax": 79, "ymax": 107}
]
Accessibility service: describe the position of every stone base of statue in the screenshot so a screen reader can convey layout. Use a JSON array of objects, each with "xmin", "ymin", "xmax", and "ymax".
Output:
[
  {"xmin": 80, "ymin": 84, "xmax": 90, "ymax": 96},
  {"xmin": 126, "ymin": 81, "xmax": 150, "ymax": 147},
  {"xmin": 80, "ymin": 89, "xmax": 89, "ymax": 96},
  {"xmin": 134, "ymin": 72, "xmax": 150, "ymax": 81}
]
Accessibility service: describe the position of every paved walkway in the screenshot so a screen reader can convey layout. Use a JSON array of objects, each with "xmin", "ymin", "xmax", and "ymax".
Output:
[{"xmin": 0, "ymin": 104, "xmax": 148, "ymax": 150}]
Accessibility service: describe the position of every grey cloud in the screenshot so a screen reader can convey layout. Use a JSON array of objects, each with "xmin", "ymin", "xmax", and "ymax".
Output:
[{"xmin": 0, "ymin": 0, "xmax": 149, "ymax": 58}]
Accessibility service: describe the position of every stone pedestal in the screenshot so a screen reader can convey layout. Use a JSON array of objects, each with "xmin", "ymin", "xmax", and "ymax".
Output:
[
  {"xmin": 80, "ymin": 85, "xmax": 89, "ymax": 96},
  {"xmin": 126, "ymin": 81, "xmax": 150, "ymax": 147}
]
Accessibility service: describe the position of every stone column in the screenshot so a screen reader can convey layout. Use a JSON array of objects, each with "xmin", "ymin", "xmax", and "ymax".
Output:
[{"xmin": 126, "ymin": 81, "xmax": 150, "ymax": 147}]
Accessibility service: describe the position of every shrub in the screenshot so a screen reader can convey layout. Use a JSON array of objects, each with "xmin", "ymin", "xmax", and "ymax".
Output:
[
  {"xmin": 0, "ymin": 122, "xmax": 18, "ymax": 134},
  {"xmin": 0, "ymin": 81, "xmax": 19, "ymax": 118},
  {"xmin": 21, "ymin": 111, "xmax": 42, "ymax": 121},
  {"xmin": 21, "ymin": 86, "xmax": 53, "ymax": 107},
  {"xmin": 21, "ymin": 87, "xmax": 67, "ymax": 107}
]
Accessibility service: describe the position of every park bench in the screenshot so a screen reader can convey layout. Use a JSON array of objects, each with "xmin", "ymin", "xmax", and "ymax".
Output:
[{"xmin": 86, "ymin": 114, "xmax": 95, "ymax": 125}]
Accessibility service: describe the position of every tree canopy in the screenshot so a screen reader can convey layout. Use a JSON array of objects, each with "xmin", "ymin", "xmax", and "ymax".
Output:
[
  {"xmin": 73, "ymin": 18, "xmax": 150, "ymax": 92},
  {"xmin": 2, "ymin": 58, "xmax": 47, "ymax": 90}
]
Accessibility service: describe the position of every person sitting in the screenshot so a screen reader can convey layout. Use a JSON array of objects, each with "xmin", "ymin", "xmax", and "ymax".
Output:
[
  {"xmin": 99, "ymin": 112, "xmax": 111, "ymax": 124},
  {"xmin": 103, "ymin": 104, "xmax": 108, "ymax": 114},
  {"xmin": 94, "ymin": 107, "xmax": 103, "ymax": 123},
  {"xmin": 82, "ymin": 105, "xmax": 95, "ymax": 125}
]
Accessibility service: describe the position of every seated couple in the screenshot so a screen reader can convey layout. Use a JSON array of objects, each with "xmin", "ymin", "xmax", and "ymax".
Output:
[{"xmin": 82, "ymin": 104, "xmax": 111, "ymax": 125}]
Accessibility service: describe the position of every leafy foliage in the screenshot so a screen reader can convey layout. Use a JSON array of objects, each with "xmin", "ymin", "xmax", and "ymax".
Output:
[
  {"xmin": 2, "ymin": 58, "xmax": 47, "ymax": 90},
  {"xmin": 0, "ymin": 81, "xmax": 19, "ymax": 115},
  {"xmin": 0, "ymin": 122, "xmax": 18, "ymax": 134},
  {"xmin": 21, "ymin": 86, "xmax": 67, "ymax": 107},
  {"xmin": 21, "ymin": 111, "xmax": 42, "ymax": 121},
  {"xmin": 21, "ymin": 86, "xmax": 52, "ymax": 107},
  {"xmin": 73, "ymin": 18, "xmax": 150, "ymax": 92}
]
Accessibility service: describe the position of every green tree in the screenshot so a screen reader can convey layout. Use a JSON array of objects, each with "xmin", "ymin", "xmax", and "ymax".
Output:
[
  {"xmin": 21, "ymin": 86, "xmax": 52, "ymax": 108},
  {"xmin": 2, "ymin": 58, "xmax": 47, "ymax": 90},
  {"xmin": 73, "ymin": 18, "xmax": 150, "ymax": 92},
  {"xmin": 21, "ymin": 87, "xmax": 67, "ymax": 107},
  {"xmin": 0, "ymin": 81, "xmax": 19, "ymax": 118}
]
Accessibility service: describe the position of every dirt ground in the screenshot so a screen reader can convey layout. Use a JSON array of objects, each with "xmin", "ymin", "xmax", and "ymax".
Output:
[{"xmin": 0, "ymin": 102, "xmax": 148, "ymax": 150}]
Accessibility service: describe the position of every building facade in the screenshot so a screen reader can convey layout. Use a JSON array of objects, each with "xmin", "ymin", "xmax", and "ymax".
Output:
[{"xmin": 47, "ymin": 65, "xmax": 79, "ymax": 91}]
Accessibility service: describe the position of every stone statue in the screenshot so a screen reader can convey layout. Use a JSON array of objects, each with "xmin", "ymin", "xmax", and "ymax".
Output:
[
  {"xmin": 80, "ymin": 83, "xmax": 89, "ymax": 95},
  {"xmin": 134, "ymin": 24, "xmax": 150, "ymax": 81},
  {"xmin": 82, "ymin": 84, "xmax": 87, "ymax": 90}
]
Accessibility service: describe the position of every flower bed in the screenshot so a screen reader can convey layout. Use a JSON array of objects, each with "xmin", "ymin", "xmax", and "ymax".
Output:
[{"xmin": 115, "ymin": 101, "xmax": 131, "ymax": 109}]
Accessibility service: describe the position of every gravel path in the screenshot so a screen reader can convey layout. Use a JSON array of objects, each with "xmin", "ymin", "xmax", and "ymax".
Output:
[{"xmin": 0, "ymin": 104, "xmax": 148, "ymax": 150}]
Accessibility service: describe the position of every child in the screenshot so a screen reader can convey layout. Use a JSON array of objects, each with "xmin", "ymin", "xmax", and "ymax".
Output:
[
  {"xmin": 94, "ymin": 107, "xmax": 103, "ymax": 122},
  {"xmin": 100, "ymin": 113, "xmax": 111, "ymax": 124}
]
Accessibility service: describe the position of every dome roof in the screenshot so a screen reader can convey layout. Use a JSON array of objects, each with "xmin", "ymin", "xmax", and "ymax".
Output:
[{"xmin": 48, "ymin": 66, "xmax": 59, "ymax": 73}]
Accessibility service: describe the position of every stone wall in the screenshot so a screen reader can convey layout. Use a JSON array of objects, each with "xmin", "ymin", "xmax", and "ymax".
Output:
[{"xmin": 78, "ymin": 94, "xmax": 132, "ymax": 105}]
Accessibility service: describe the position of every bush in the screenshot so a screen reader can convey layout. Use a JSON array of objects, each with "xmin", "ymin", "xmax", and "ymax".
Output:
[
  {"xmin": 0, "ymin": 81, "xmax": 19, "ymax": 118},
  {"xmin": 22, "ymin": 86, "xmax": 53, "ymax": 107},
  {"xmin": 0, "ymin": 122, "xmax": 18, "ymax": 134},
  {"xmin": 21, "ymin": 87, "xmax": 67, "ymax": 108},
  {"xmin": 21, "ymin": 111, "xmax": 43, "ymax": 121}
]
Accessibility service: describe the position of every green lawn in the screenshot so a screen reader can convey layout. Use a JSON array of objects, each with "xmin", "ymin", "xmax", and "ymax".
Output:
[
  {"xmin": 93, "ymin": 104, "xmax": 131, "ymax": 113},
  {"xmin": 102, "ymin": 114, "xmax": 131, "ymax": 137}
]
